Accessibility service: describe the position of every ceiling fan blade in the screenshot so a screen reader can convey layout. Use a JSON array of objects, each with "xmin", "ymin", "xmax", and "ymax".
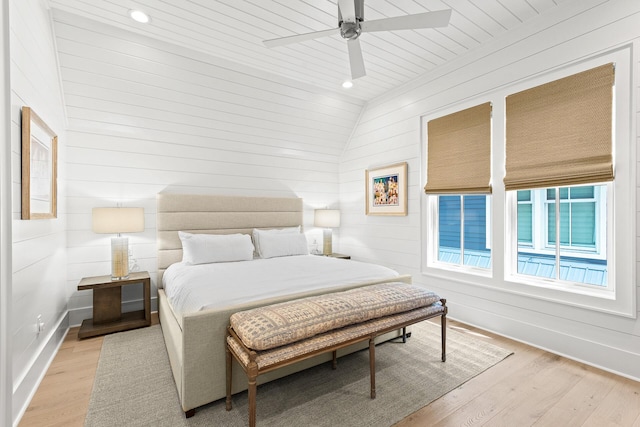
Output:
[
  {"xmin": 361, "ymin": 9, "xmax": 452, "ymax": 33},
  {"xmin": 263, "ymin": 28, "xmax": 338, "ymax": 48},
  {"xmin": 338, "ymin": 0, "xmax": 356, "ymax": 22},
  {"xmin": 347, "ymin": 38, "xmax": 366, "ymax": 79}
]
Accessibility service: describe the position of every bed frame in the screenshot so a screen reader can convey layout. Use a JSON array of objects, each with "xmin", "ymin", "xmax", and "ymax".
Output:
[{"xmin": 156, "ymin": 193, "xmax": 411, "ymax": 416}]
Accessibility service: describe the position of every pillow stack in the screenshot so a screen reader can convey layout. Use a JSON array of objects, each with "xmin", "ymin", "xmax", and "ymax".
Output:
[
  {"xmin": 179, "ymin": 231, "xmax": 254, "ymax": 265},
  {"xmin": 252, "ymin": 226, "xmax": 309, "ymax": 259}
]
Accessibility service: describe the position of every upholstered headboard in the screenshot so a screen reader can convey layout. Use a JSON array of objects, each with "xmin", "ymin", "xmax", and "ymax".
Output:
[{"xmin": 156, "ymin": 193, "xmax": 304, "ymax": 286}]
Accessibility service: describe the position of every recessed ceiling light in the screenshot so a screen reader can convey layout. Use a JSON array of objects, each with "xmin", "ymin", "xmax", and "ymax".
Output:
[
  {"xmin": 129, "ymin": 9, "xmax": 150, "ymax": 24},
  {"xmin": 342, "ymin": 80, "xmax": 353, "ymax": 89}
]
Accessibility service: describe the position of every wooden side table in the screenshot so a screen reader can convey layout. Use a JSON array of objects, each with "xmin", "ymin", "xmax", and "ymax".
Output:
[{"xmin": 77, "ymin": 271, "xmax": 151, "ymax": 339}]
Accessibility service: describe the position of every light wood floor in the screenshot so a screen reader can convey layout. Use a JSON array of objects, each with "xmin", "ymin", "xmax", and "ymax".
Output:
[{"xmin": 18, "ymin": 317, "xmax": 640, "ymax": 427}]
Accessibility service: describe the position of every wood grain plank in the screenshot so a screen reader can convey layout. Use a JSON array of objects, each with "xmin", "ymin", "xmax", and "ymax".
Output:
[
  {"xmin": 532, "ymin": 365, "xmax": 618, "ymax": 425},
  {"xmin": 581, "ymin": 377, "xmax": 640, "ymax": 426},
  {"xmin": 20, "ymin": 319, "xmax": 640, "ymax": 427}
]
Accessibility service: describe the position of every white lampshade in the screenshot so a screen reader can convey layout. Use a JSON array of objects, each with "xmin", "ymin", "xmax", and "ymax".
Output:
[
  {"xmin": 92, "ymin": 207, "xmax": 144, "ymax": 280},
  {"xmin": 314, "ymin": 209, "xmax": 340, "ymax": 228},
  {"xmin": 92, "ymin": 207, "xmax": 145, "ymax": 234}
]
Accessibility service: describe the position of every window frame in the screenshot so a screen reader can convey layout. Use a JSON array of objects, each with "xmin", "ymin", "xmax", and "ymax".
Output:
[
  {"xmin": 426, "ymin": 193, "xmax": 493, "ymax": 277},
  {"xmin": 505, "ymin": 181, "xmax": 614, "ymax": 294},
  {"xmin": 512, "ymin": 183, "xmax": 610, "ymax": 289},
  {"xmin": 428, "ymin": 194, "xmax": 493, "ymax": 272}
]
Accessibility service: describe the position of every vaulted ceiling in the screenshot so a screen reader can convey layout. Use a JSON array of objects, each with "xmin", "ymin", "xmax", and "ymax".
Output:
[{"xmin": 48, "ymin": 0, "xmax": 569, "ymax": 101}]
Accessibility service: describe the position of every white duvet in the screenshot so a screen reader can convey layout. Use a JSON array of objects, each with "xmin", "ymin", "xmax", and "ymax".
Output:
[{"xmin": 162, "ymin": 255, "xmax": 399, "ymax": 318}]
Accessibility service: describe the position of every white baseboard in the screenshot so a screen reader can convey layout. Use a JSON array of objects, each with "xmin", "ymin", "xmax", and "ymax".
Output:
[
  {"xmin": 13, "ymin": 311, "xmax": 69, "ymax": 427},
  {"xmin": 448, "ymin": 301, "xmax": 640, "ymax": 382}
]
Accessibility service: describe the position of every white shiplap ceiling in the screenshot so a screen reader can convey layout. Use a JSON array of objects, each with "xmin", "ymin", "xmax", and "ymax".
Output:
[{"xmin": 48, "ymin": 0, "xmax": 567, "ymax": 101}]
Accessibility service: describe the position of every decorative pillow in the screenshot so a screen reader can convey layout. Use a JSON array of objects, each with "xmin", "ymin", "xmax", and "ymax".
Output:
[
  {"xmin": 252, "ymin": 226, "xmax": 300, "ymax": 257},
  {"xmin": 178, "ymin": 232, "xmax": 254, "ymax": 265},
  {"xmin": 256, "ymin": 232, "xmax": 309, "ymax": 259}
]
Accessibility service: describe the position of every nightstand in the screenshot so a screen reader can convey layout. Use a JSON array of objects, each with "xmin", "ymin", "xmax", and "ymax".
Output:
[
  {"xmin": 315, "ymin": 253, "xmax": 351, "ymax": 260},
  {"xmin": 77, "ymin": 271, "xmax": 151, "ymax": 339}
]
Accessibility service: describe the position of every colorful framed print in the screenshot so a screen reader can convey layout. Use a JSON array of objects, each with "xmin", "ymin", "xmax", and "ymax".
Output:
[{"xmin": 365, "ymin": 162, "xmax": 407, "ymax": 216}]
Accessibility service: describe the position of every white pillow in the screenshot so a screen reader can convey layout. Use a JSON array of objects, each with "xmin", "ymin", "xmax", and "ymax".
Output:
[
  {"xmin": 252, "ymin": 226, "xmax": 300, "ymax": 257},
  {"xmin": 179, "ymin": 232, "xmax": 254, "ymax": 265},
  {"xmin": 256, "ymin": 232, "xmax": 309, "ymax": 259}
]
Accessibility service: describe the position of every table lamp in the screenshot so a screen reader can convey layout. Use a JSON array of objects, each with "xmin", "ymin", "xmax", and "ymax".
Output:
[
  {"xmin": 92, "ymin": 207, "xmax": 144, "ymax": 280},
  {"xmin": 314, "ymin": 209, "xmax": 340, "ymax": 255}
]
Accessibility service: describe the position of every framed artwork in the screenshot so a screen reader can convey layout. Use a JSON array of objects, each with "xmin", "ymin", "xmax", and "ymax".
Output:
[
  {"xmin": 22, "ymin": 106, "xmax": 57, "ymax": 219},
  {"xmin": 365, "ymin": 162, "xmax": 407, "ymax": 216}
]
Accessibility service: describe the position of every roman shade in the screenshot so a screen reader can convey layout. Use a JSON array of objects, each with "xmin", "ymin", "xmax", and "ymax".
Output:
[
  {"xmin": 504, "ymin": 63, "xmax": 614, "ymax": 191},
  {"xmin": 424, "ymin": 102, "xmax": 492, "ymax": 194}
]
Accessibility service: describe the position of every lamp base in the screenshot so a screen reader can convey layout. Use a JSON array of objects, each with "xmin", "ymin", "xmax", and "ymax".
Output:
[
  {"xmin": 323, "ymin": 229, "xmax": 333, "ymax": 255},
  {"xmin": 111, "ymin": 236, "xmax": 130, "ymax": 280}
]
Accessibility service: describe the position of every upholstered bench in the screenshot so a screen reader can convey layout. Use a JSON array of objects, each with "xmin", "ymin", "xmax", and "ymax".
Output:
[{"xmin": 225, "ymin": 282, "xmax": 447, "ymax": 427}]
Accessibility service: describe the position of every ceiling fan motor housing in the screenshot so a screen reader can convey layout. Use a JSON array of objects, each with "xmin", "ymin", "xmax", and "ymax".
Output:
[{"xmin": 338, "ymin": 0, "xmax": 364, "ymax": 39}]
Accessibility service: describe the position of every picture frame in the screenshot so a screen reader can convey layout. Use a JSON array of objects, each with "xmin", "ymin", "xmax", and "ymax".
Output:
[
  {"xmin": 21, "ymin": 106, "xmax": 57, "ymax": 220},
  {"xmin": 365, "ymin": 162, "xmax": 407, "ymax": 216}
]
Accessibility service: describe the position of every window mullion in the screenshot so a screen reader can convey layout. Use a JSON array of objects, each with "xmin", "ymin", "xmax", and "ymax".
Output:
[
  {"xmin": 460, "ymin": 195, "xmax": 464, "ymax": 266},
  {"xmin": 567, "ymin": 201, "xmax": 571, "ymax": 247},
  {"xmin": 555, "ymin": 187, "xmax": 561, "ymax": 280}
]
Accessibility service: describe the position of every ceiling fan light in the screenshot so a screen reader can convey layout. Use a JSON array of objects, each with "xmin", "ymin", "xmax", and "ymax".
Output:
[
  {"xmin": 129, "ymin": 9, "xmax": 150, "ymax": 23},
  {"xmin": 342, "ymin": 80, "xmax": 353, "ymax": 89}
]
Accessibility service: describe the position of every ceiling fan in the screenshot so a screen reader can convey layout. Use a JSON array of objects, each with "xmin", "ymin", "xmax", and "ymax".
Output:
[{"xmin": 262, "ymin": 0, "xmax": 452, "ymax": 80}]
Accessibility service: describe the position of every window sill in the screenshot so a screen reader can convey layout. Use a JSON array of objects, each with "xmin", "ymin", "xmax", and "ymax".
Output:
[
  {"xmin": 506, "ymin": 274, "xmax": 614, "ymax": 300},
  {"xmin": 501, "ymin": 273, "xmax": 634, "ymax": 318},
  {"xmin": 425, "ymin": 261, "xmax": 493, "ymax": 279}
]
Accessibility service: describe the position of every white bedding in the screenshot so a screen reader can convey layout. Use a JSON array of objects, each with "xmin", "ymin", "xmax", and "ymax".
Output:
[{"xmin": 162, "ymin": 255, "xmax": 399, "ymax": 319}]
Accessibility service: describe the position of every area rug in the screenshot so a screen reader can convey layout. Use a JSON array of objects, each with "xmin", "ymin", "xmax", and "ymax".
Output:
[{"xmin": 85, "ymin": 322, "xmax": 512, "ymax": 427}]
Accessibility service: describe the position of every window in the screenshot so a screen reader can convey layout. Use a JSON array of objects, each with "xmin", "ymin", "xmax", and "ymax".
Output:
[
  {"xmin": 515, "ymin": 185, "xmax": 607, "ymax": 287},
  {"xmin": 502, "ymin": 58, "xmax": 635, "ymax": 316},
  {"xmin": 422, "ymin": 50, "xmax": 634, "ymax": 317},
  {"xmin": 505, "ymin": 62, "xmax": 614, "ymax": 292},
  {"xmin": 436, "ymin": 195, "xmax": 491, "ymax": 269},
  {"xmin": 424, "ymin": 102, "xmax": 492, "ymax": 274}
]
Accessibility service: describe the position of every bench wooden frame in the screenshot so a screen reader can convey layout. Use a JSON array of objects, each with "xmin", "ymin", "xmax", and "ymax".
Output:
[{"xmin": 225, "ymin": 298, "xmax": 447, "ymax": 427}]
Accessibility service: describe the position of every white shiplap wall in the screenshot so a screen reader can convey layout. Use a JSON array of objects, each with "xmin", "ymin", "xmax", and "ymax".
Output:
[
  {"xmin": 51, "ymin": 10, "xmax": 365, "ymax": 323},
  {"xmin": 1, "ymin": 1, "xmax": 12, "ymax": 425},
  {"xmin": 9, "ymin": 0, "xmax": 68, "ymax": 423},
  {"xmin": 340, "ymin": 0, "xmax": 640, "ymax": 379}
]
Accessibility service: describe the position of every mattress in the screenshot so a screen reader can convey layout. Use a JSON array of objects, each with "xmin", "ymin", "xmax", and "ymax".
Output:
[{"xmin": 162, "ymin": 254, "xmax": 399, "ymax": 319}]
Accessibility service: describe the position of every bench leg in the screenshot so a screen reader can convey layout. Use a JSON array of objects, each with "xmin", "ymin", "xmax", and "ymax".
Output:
[
  {"xmin": 332, "ymin": 350, "xmax": 337, "ymax": 370},
  {"xmin": 248, "ymin": 362, "xmax": 258, "ymax": 427},
  {"xmin": 441, "ymin": 313, "xmax": 447, "ymax": 362},
  {"xmin": 369, "ymin": 338, "xmax": 376, "ymax": 399},
  {"xmin": 226, "ymin": 345, "xmax": 232, "ymax": 411}
]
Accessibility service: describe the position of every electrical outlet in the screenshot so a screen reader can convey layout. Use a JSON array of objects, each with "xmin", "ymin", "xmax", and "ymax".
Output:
[{"xmin": 36, "ymin": 315, "xmax": 45, "ymax": 334}]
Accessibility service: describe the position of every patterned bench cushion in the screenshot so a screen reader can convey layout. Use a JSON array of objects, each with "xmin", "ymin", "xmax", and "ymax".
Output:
[
  {"xmin": 230, "ymin": 282, "xmax": 440, "ymax": 351},
  {"xmin": 228, "ymin": 303, "xmax": 445, "ymax": 370}
]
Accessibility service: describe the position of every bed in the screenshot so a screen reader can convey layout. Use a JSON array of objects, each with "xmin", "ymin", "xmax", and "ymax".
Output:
[{"xmin": 156, "ymin": 193, "xmax": 411, "ymax": 416}]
